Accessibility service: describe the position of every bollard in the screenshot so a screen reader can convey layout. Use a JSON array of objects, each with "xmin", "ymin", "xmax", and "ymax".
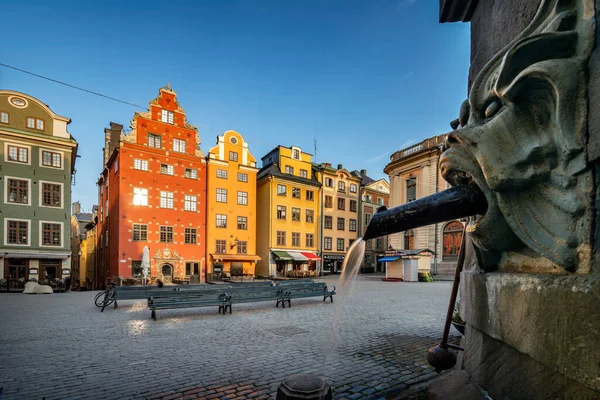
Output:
[{"xmin": 276, "ymin": 374, "xmax": 333, "ymax": 400}]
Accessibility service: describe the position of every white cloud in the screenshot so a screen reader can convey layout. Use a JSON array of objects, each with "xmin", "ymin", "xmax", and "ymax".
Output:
[{"xmin": 365, "ymin": 151, "xmax": 392, "ymax": 163}]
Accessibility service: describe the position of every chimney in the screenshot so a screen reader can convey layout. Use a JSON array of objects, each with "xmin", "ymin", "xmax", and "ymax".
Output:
[
  {"xmin": 337, "ymin": 164, "xmax": 343, "ymax": 170},
  {"xmin": 361, "ymin": 169, "xmax": 367, "ymax": 176},
  {"xmin": 73, "ymin": 201, "xmax": 81, "ymax": 215},
  {"xmin": 104, "ymin": 122, "xmax": 123, "ymax": 166}
]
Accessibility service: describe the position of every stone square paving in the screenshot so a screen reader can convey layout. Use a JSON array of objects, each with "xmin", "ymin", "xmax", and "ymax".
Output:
[{"xmin": 0, "ymin": 275, "xmax": 460, "ymax": 400}]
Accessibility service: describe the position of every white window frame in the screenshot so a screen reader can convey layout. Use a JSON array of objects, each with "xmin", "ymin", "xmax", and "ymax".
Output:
[
  {"xmin": 216, "ymin": 214, "xmax": 227, "ymax": 228},
  {"xmin": 133, "ymin": 188, "xmax": 149, "ymax": 206},
  {"xmin": 237, "ymin": 191, "xmax": 248, "ymax": 205},
  {"xmin": 4, "ymin": 142, "xmax": 31, "ymax": 165},
  {"xmin": 350, "ymin": 183, "xmax": 358, "ymax": 193},
  {"xmin": 185, "ymin": 168, "xmax": 197, "ymax": 179},
  {"xmin": 285, "ymin": 166, "xmax": 294, "ymax": 175},
  {"xmin": 184, "ymin": 195, "xmax": 197, "ymax": 212},
  {"xmin": 216, "ymin": 188, "xmax": 227, "ymax": 203},
  {"xmin": 160, "ymin": 191, "xmax": 174, "ymax": 209},
  {"xmin": 133, "ymin": 159, "xmax": 149, "ymax": 171},
  {"xmin": 237, "ymin": 172, "xmax": 248, "ymax": 182},
  {"xmin": 39, "ymin": 180, "xmax": 64, "ymax": 209},
  {"xmin": 0, "ymin": 111, "xmax": 9, "ymax": 124},
  {"xmin": 39, "ymin": 220, "xmax": 64, "ymax": 248},
  {"xmin": 217, "ymin": 169, "xmax": 228, "ymax": 179},
  {"xmin": 173, "ymin": 138, "xmax": 186, "ymax": 153},
  {"xmin": 148, "ymin": 133, "xmax": 162, "ymax": 148},
  {"xmin": 160, "ymin": 164, "xmax": 174, "ymax": 175},
  {"xmin": 39, "ymin": 148, "xmax": 64, "ymax": 170},
  {"xmin": 4, "ymin": 176, "xmax": 31, "ymax": 206},
  {"xmin": 4, "ymin": 218, "xmax": 31, "ymax": 246},
  {"xmin": 161, "ymin": 109, "xmax": 174, "ymax": 124}
]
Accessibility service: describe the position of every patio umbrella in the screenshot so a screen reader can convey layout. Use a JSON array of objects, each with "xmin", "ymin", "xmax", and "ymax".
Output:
[{"xmin": 142, "ymin": 246, "xmax": 150, "ymax": 285}]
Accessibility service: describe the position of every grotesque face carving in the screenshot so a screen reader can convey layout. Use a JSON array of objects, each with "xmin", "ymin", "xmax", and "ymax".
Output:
[{"xmin": 439, "ymin": 0, "xmax": 595, "ymax": 273}]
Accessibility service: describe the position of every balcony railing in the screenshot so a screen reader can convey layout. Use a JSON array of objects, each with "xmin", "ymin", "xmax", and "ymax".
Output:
[{"xmin": 389, "ymin": 134, "xmax": 446, "ymax": 163}]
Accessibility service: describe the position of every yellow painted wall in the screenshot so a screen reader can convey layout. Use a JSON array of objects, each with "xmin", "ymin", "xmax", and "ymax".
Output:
[
  {"xmin": 256, "ymin": 178, "xmax": 273, "ymax": 277},
  {"xmin": 206, "ymin": 130, "xmax": 258, "ymax": 277}
]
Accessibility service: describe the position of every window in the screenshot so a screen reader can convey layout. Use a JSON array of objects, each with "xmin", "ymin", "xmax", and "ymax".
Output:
[
  {"xmin": 338, "ymin": 181, "xmax": 346, "ymax": 192},
  {"xmin": 217, "ymin": 169, "xmax": 227, "ymax": 179},
  {"xmin": 306, "ymin": 209, "xmax": 314, "ymax": 223},
  {"xmin": 229, "ymin": 151, "xmax": 238, "ymax": 161},
  {"xmin": 160, "ymin": 164, "xmax": 174, "ymax": 175},
  {"xmin": 160, "ymin": 191, "xmax": 174, "ymax": 209},
  {"xmin": 306, "ymin": 190, "xmax": 314, "ymax": 201},
  {"xmin": 443, "ymin": 221, "xmax": 464, "ymax": 258},
  {"xmin": 172, "ymin": 138, "xmax": 186, "ymax": 153},
  {"xmin": 134, "ymin": 159, "xmax": 148, "ymax": 171},
  {"xmin": 376, "ymin": 238, "xmax": 383, "ymax": 249},
  {"xmin": 42, "ymin": 183, "xmax": 61, "ymax": 207},
  {"xmin": 133, "ymin": 188, "xmax": 148, "ymax": 206},
  {"xmin": 185, "ymin": 228, "xmax": 197, "ymax": 244},
  {"xmin": 215, "ymin": 240, "xmax": 226, "ymax": 253},
  {"xmin": 350, "ymin": 184, "xmax": 358, "ymax": 193},
  {"xmin": 365, "ymin": 213, "xmax": 372, "ymax": 225},
  {"xmin": 291, "ymin": 207, "xmax": 301, "ymax": 222},
  {"xmin": 406, "ymin": 177, "xmax": 417, "ymax": 202},
  {"xmin": 349, "ymin": 219, "xmax": 357, "ymax": 232},
  {"xmin": 276, "ymin": 231, "xmax": 286, "ymax": 246},
  {"xmin": 185, "ymin": 168, "xmax": 197, "ymax": 179},
  {"xmin": 378, "ymin": 198, "xmax": 384, "ymax": 205},
  {"xmin": 237, "ymin": 241, "xmax": 247, "ymax": 254},
  {"xmin": 337, "ymin": 238, "xmax": 345, "ymax": 251},
  {"xmin": 324, "ymin": 216, "xmax": 333, "ymax": 229},
  {"xmin": 132, "ymin": 261, "xmax": 143, "ymax": 278},
  {"xmin": 114, "ymin": 160, "xmax": 119, "ymax": 172},
  {"xmin": 7, "ymin": 179, "xmax": 28, "ymax": 204},
  {"xmin": 148, "ymin": 133, "xmax": 162, "ymax": 148},
  {"xmin": 325, "ymin": 195, "xmax": 333, "ymax": 208},
  {"xmin": 277, "ymin": 205, "xmax": 287, "ymax": 220},
  {"xmin": 7, "ymin": 220, "xmax": 28, "ymax": 244},
  {"xmin": 185, "ymin": 261, "xmax": 199, "ymax": 275},
  {"xmin": 292, "ymin": 232, "xmax": 300, "ymax": 247},
  {"xmin": 27, "ymin": 117, "xmax": 44, "ymax": 131},
  {"xmin": 132, "ymin": 224, "xmax": 148, "ymax": 241},
  {"xmin": 42, "ymin": 223, "xmax": 61, "ymax": 246},
  {"xmin": 300, "ymin": 169, "xmax": 308, "ymax": 178},
  {"xmin": 364, "ymin": 194, "xmax": 373, "ymax": 203},
  {"xmin": 337, "ymin": 218, "xmax": 345, "ymax": 231},
  {"xmin": 7, "ymin": 145, "xmax": 28, "ymax": 163},
  {"xmin": 184, "ymin": 195, "xmax": 197, "ymax": 211},
  {"xmin": 160, "ymin": 226, "xmax": 174, "ymax": 243},
  {"xmin": 161, "ymin": 109, "xmax": 174, "ymax": 124},
  {"xmin": 237, "ymin": 172, "xmax": 248, "ymax": 182},
  {"xmin": 237, "ymin": 191, "xmax": 248, "ymax": 205},
  {"xmin": 42, "ymin": 151, "xmax": 61, "ymax": 168},
  {"xmin": 404, "ymin": 230, "xmax": 415, "ymax": 250},
  {"xmin": 324, "ymin": 237, "xmax": 332, "ymax": 250},
  {"xmin": 293, "ymin": 149, "xmax": 300, "ymax": 159},
  {"xmin": 1, "ymin": 111, "xmax": 9, "ymax": 124},
  {"xmin": 285, "ymin": 166, "xmax": 294, "ymax": 175},
  {"xmin": 216, "ymin": 214, "xmax": 227, "ymax": 228},
  {"xmin": 337, "ymin": 198, "xmax": 345, "ymax": 210},
  {"xmin": 325, "ymin": 177, "xmax": 334, "ymax": 187},
  {"xmin": 306, "ymin": 233, "xmax": 314, "ymax": 248},
  {"xmin": 216, "ymin": 188, "xmax": 227, "ymax": 203},
  {"xmin": 237, "ymin": 216, "xmax": 248, "ymax": 230},
  {"xmin": 349, "ymin": 200, "xmax": 357, "ymax": 212},
  {"xmin": 277, "ymin": 184, "xmax": 287, "ymax": 196},
  {"xmin": 292, "ymin": 187, "xmax": 301, "ymax": 199}
]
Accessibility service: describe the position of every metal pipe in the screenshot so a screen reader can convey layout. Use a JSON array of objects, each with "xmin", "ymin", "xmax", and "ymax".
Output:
[
  {"xmin": 440, "ymin": 228, "xmax": 467, "ymax": 347},
  {"xmin": 363, "ymin": 184, "xmax": 486, "ymax": 241}
]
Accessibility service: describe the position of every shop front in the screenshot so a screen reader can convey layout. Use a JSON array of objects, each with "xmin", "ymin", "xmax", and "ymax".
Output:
[
  {"xmin": 322, "ymin": 254, "xmax": 345, "ymax": 274},
  {"xmin": 1, "ymin": 252, "xmax": 71, "ymax": 292},
  {"xmin": 208, "ymin": 254, "xmax": 261, "ymax": 281},
  {"xmin": 272, "ymin": 250, "xmax": 320, "ymax": 278}
]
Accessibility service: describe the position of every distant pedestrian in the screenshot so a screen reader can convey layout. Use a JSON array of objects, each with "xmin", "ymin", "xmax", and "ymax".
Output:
[{"xmin": 157, "ymin": 279, "xmax": 164, "ymax": 288}]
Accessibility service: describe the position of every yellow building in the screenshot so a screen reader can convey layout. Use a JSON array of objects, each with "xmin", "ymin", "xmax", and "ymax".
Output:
[
  {"xmin": 206, "ymin": 130, "xmax": 260, "ymax": 281},
  {"xmin": 69, "ymin": 202, "xmax": 93, "ymax": 290},
  {"xmin": 316, "ymin": 163, "xmax": 361, "ymax": 273},
  {"xmin": 256, "ymin": 146, "xmax": 322, "ymax": 278}
]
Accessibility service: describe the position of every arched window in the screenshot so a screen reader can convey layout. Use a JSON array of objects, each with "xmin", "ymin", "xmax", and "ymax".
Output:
[
  {"xmin": 443, "ymin": 221, "xmax": 463, "ymax": 258},
  {"xmin": 404, "ymin": 230, "xmax": 414, "ymax": 250}
]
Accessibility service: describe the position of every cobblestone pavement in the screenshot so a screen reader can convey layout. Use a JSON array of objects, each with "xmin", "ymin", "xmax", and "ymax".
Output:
[{"xmin": 0, "ymin": 275, "xmax": 460, "ymax": 400}]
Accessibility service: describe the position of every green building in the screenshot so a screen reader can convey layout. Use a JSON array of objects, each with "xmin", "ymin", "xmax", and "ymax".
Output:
[{"xmin": 0, "ymin": 90, "xmax": 78, "ymax": 291}]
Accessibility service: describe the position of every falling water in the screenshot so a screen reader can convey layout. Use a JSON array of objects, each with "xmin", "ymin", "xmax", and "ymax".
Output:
[{"xmin": 338, "ymin": 237, "xmax": 366, "ymax": 296}]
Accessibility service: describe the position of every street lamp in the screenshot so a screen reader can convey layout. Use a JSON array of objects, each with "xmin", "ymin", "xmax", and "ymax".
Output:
[{"xmin": 77, "ymin": 249, "xmax": 82, "ymax": 291}]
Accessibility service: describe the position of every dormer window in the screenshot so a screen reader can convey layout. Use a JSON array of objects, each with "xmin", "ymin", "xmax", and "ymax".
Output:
[
  {"xmin": 0, "ymin": 111, "xmax": 9, "ymax": 124},
  {"xmin": 161, "ymin": 110, "xmax": 174, "ymax": 124},
  {"xmin": 293, "ymin": 149, "xmax": 300, "ymax": 160},
  {"xmin": 27, "ymin": 117, "xmax": 44, "ymax": 131}
]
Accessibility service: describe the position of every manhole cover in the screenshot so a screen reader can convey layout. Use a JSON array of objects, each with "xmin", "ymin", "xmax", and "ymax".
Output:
[{"xmin": 267, "ymin": 326, "xmax": 309, "ymax": 336}]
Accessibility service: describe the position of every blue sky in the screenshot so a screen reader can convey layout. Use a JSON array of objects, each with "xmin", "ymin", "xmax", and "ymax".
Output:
[{"xmin": 1, "ymin": 0, "xmax": 470, "ymax": 212}]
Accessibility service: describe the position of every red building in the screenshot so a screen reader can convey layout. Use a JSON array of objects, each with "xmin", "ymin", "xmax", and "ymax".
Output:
[{"xmin": 97, "ymin": 85, "xmax": 207, "ymax": 286}]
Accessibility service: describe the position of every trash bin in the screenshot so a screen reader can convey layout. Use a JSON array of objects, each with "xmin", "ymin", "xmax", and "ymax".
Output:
[{"xmin": 402, "ymin": 258, "xmax": 419, "ymax": 282}]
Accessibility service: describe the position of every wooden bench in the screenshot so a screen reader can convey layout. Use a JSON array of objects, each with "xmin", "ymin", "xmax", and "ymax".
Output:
[
  {"xmin": 279, "ymin": 282, "xmax": 336, "ymax": 307},
  {"xmin": 227, "ymin": 286, "xmax": 288, "ymax": 313},
  {"xmin": 148, "ymin": 290, "xmax": 232, "ymax": 320},
  {"xmin": 112, "ymin": 284, "xmax": 220, "ymax": 308}
]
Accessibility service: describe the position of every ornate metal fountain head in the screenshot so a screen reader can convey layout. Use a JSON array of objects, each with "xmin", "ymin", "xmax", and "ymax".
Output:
[{"xmin": 440, "ymin": 0, "xmax": 596, "ymax": 273}]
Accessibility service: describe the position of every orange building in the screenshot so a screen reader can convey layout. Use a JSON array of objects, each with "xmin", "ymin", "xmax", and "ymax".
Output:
[
  {"xmin": 97, "ymin": 85, "xmax": 207, "ymax": 286},
  {"xmin": 206, "ymin": 130, "xmax": 260, "ymax": 281}
]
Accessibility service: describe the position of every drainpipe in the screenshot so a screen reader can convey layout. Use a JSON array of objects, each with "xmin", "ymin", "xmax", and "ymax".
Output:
[{"xmin": 433, "ymin": 150, "xmax": 441, "ymax": 275}]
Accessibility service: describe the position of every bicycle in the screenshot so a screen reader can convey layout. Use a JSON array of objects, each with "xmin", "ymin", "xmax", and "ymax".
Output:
[{"xmin": 94, "ymin": 283, "xmax": 116, "ymax": 312}]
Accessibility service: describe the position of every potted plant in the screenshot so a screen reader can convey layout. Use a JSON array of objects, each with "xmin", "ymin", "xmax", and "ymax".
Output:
[{"xmin": 452, "ymin": 302, "xmax": 466, "ymax": 335}]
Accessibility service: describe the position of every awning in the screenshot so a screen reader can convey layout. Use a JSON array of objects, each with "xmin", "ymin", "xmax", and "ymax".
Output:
[
  {"xmin": 3, "ymin": 252, "xmax": 71, "ymax": 260},
  {"xmin": 210, "ymin": 254, "xmax": 261, "ymax": 261},
  {"xmin": 378, "ymin": 256, "xmax": 400, "ymax": 262},
  {"xmin": 288, "ymin": 251, "xmax": 308, "ymax": 261},
  {"xmin": 272, "ymin": 251, "xmax": 293, "ymax": 261},
  {"xmin": 300, "ymin": 252, "xmax": 321, "ymax": 261}
]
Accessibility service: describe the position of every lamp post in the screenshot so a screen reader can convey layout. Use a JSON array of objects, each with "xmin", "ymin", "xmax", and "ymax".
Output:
[{"xmin": 77, "ymin": 249, "xmax": 82, "ymax": 291}]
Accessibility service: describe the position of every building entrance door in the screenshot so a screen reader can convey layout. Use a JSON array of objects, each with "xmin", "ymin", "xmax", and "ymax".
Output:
[{"xmin": 161, "ymin": 264, "xmax": 173, "ymax": 284}]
